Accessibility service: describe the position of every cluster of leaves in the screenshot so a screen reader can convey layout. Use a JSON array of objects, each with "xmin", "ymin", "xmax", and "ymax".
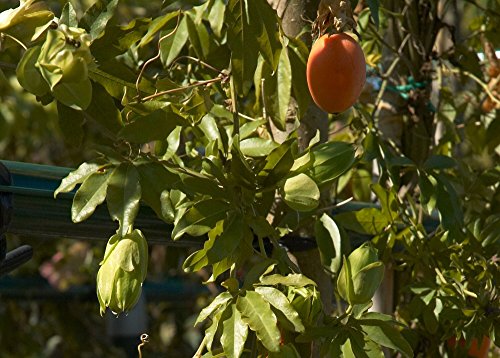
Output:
[{"xmin": 2, "ymin": 0, "xmax": 499, "ymax": 356}]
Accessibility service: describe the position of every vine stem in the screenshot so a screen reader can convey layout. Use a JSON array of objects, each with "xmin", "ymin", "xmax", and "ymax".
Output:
[
  {"xmin": 1, "ymin": 33, "xmax": 27, "ymax": 50},
  {"xmin": 138, "ymin": 76, "xmax": 224, "ymax": 102},
  {"xmin": 442, "ymin": 67, "xmax": 500, "ymax": 106},
  {"xmin": 192, "ymin": 335, "xmax": 208, "ymax": 358},
  {"xmin": 135, "ymin": 11, "xmax": 181, "ymax": 98},
  {"xmin": 169, "ymin": 55, "xmax": 225, "ymax": 75},
  {"xmin": 137, "ymin": 333, "xmax": 149, "ymax": 358}
]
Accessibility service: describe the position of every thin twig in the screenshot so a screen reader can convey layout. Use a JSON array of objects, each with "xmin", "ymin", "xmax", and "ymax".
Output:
[
  {"xmin": 139, "ymin": 77, "xmax": 224, "ymax": 102},
  {"xmin": 0, "ymin": 33, "xmax": 27, "ymax": 50},
  {"xmin": 192, "ymin": 335, "xmax": 208, "ymax": 358},
  {"xmin": 442, "ymin": 67, "xmax": 500, "ymax": 106},
  {"xmin": 135, "ymin": 12, "xmax": 182, "ymax": 98},
  {"xmin": 169, "ymin": 55, "xmax": 224, "ymax": 75}
]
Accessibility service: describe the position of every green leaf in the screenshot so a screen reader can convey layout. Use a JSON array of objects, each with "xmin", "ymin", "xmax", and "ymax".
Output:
[
  {"xmin": 16, "ymin": 46, "xmax": 50, "ymax": 97},
  {"xmin": 308, "ymin": 142, "xmax": 356, "ymax": 187},
  {"xmin": 139, "ymin": 12, "xmax": 179, "ymax": 47},
  {"xmin": 136, "ymin": 160, "xmax": 181, "ymax": 221},
  {"xmin": 435, "ymin": 174, "xmax": 463, "ymax": 232},
  {"xmin": 275, "ymin": 47, "xmax": 292, "ymax": 128},
  {"xmin": 334, "ymin": 208, "xmax": 390, "ymax": 235},
  {"xmin": 205, "ymin": 304, "xmax": 226, "ymax": 351},
  {"xmin": 259, "ymin": 139, "xmax": 295, "ymax": 186},
  {"xmin": 119, "ymin": 109, "xmax": 181, "ymax": 143},
  {"xmin": 423, "ymin": 155, "xmax": 457, "ymax": 170},
  {"xmin": 230, "ymin": 140, "xmax": 256, "ymax": 188},
  {"xmin": 72, "ymin": 170, "xmax": 112, "ymax": 223},
  {"xmin": 88, "ymin": 67, "xmax": 153, "ymax": 100},
  {"xmin": 418, "ymin": 172, "xmax": 436, "ymax": 211},
  {"xmin": 367, "ymin": 0, "xmax": 380, "ymax": 28},
  {"xmin": 180, "ymin": 170, "xmax": 226, "ymax": 198},
  {"xmin": 60, "ymin": 2, "xmax": 78, "ymax": 27},
  {"xmin": 85, "ymin": 82, "xmax": 123, "ymax": 135},
  {"xmin": 52, "ymin": 79, "xmax": 92, "ymax": 111},
  {"xmin": 160, "ymin": 16, "xmax": 189, "ymax": 66},
  {"xmin": 162, "ymin": 126, "xmax": 182, "ymax": 160},
  {"xmin": 315, "ymin": 213, "xmax": 343, "ymax": 274},
  {"xmin": 183, "ymin": 248, "xmax": 209, "ymax": 273},
  {"xmin": 186, "ymin": 13, "xmax": 210, "ymax": 59},
  {"xmin": 243, "ymin": 258, "xmax": 278, "ymax": 289},
  {"xmin": 236, "ymin": 291, "xmax": 281, "ymax": 352},
  {"xmin": 360, "ymin": 317, "xmax": 413, "ymax": 357},
  {"xmin": 259, "ymin": 274, "xmax": 316, "ymax": 287},
  {"xmin": 240, "ymin": 137, "xmax": 278, "ymax": 157},
  {"xmin": 207, "ymin": 0, "xmax": 225, "ymax": 37},
  {"xmin": 255, "ymin": 286, "xmax": 304, "ymax": 333},
  {"xmin": 247, "ymin": 0, "xmax": 281, "ymax": 70},
  {"xmin": 172, "ymin": 198, "xmax": 230, "ymax": 240},
  {"xmin": 199, "ymin": 114, "xmax": 223, "ymax": 149},
  {"xmin": 54, "ymin": 161, "xmax": 105, "ymax": 197},
  {"xmin": 81, "ymin": 0, "xmax": 120, "ymax": 40},
  {"xmin": 56, "ymin": 101, "xmax": 85, "ymax": 147},
  {"xmin": 288, "ymin": 40, "xmax": 311, "ymax": 119},
  {"xmin": 206, "ymin": 212, "xmax": 248, "ymax": 263},
  {"xmin": 226, "ymin": 0, "xmax": 260, "ymax": 94},
  {"xmin": 282, "ymin": 173, "xmax": 320, "ymax": 212},
  {"xmin": 195, "ymin": 291, "xmax": 233, "ymax": 326},
  {"xmin": 106, "ymin": 163, "xmax": 142, "ymax": 236},
  {"xmin": 239, "ymin": 118, "xmax": 267, "ymax": 139},
  {"xmin": 90, "ymin": 18, "xmax": 150, "ymax": 61},
  {"xmin": 221, "ymin": 304, "xmax": 249, "ymax": 358}
]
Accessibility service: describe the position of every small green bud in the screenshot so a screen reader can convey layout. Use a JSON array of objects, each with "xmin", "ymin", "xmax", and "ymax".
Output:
[
  {"xmin": 337, "ymin": 242, "xmax": 384, "ymax": 305},
  {"xmin": 97, "ymin": 229, "xmax": 149, "ymax": 316},
  {"xmin": 36, "ymin": 24, "xmax": 92, "ymax": 89},
  {"xmin": 287, "ymin": 285, "xmax": 322, "ymax": 327}
]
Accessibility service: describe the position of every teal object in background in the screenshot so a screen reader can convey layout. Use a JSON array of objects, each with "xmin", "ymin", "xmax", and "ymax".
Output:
[{"xmin": 0, "ymin": 160, "xmax": 200, "ymax": 246}]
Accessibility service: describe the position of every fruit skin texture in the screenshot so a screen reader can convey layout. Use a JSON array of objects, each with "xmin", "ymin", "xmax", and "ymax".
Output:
[{"xmin": 307, "ymin": 33, "xmax": 366, "ymax": 113}]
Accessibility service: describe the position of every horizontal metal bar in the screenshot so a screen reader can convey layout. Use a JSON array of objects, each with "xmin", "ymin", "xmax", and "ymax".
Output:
[{"xmin": 0, "ymin": 275, "xmax": 208, "ymax": 301}]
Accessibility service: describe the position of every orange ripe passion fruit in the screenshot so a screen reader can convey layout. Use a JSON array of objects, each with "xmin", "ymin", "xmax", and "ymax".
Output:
[{"xmin": 306, "ymin": 33, "xmax": 366, "ymax": 114}]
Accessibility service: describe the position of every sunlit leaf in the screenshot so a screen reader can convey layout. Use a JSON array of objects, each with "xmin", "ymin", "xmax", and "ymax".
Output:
[
  {"xmin": 54, "ymin": 161, "xmax": 105, "ymax": 197},
  {"xmin": 282, "ymin": 173, "xmax": 320, "ymax": 212},
  {"xmin": 236, "ymin": 291, "xmax": 281, "ymax": 352},
  {"xmin": 72, "ymin": 169, "xmax": 112, "ymax": 223},
  {"xmin": 106, "ymin": 163, "xmax": 142, "ymax": 236},
  {"xmin": 221, "ymin": 304, "xmax": 248, "ymax": 358},
  {"xmin": 172, "ymin": 198, "xmax": 230, "ymax": 240},
  {"xmin": 81, "ymin": 0, "xmax": 120, "ymax": 40},
  {"xmin": 314, "ymin": 213, "xmax": 343, "ymax": 274},
  {"xmin": 255, "ymin": 286, "xmax": 304, "ymax": 333}
]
